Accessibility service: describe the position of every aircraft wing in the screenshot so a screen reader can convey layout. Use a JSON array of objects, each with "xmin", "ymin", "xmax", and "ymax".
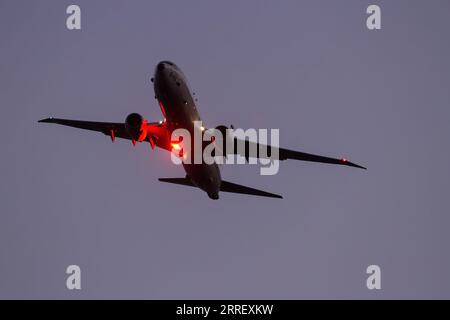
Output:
[
  {"xmin": 38, "ymin": 117, "xmax": 168, "ymax": 148},
  {"xmin": 38, "ymin": 118, "xmax": 131, "ymax": 139},
  {"xmin": 226, "ymin": 137, "xmax": 366, "ymax": 170}
]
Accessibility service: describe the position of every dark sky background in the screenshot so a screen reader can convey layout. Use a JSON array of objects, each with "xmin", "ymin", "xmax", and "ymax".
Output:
[{"xmin": 1, "ymin": 0, "xmax": 450, "ymax": 299}]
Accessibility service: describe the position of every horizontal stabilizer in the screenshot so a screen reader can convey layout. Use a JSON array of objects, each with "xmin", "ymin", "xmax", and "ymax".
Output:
[
  {"xmin": 220, "ymin": 180, "xmax": 283, "ymax": 199},
  {"xmin": 158, "ymin": 177, "xmax": 195, "ymax": 187},
  {"xmin": 158, "ymin": 177, "xmax": 283, "ymax": 199}
]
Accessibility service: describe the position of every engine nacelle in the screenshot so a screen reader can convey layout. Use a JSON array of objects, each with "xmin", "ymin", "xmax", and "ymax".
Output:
[{"xmin": 125, "ymin": 113, "xmax": 147, "ymax": 142}]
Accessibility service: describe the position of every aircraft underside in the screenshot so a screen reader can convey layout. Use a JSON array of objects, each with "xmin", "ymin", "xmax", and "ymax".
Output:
[{"xmin": 38, "ymin": 60, "xmax": 365, "ymax": 200}]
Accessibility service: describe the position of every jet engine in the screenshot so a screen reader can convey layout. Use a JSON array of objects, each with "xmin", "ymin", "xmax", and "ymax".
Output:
[{"xmin": 125, "ymin": 113, "xmax": 147, "ymax": 142}]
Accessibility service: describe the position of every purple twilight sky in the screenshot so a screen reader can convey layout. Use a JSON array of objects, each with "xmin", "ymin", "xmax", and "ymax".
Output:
[{"xmin": 1, "ymin": 0, "xmax": 450, "ymax": 299}]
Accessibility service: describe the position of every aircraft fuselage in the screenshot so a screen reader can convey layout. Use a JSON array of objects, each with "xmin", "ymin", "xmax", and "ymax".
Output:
[{"xmin": 153, "ymin": 61, "xmax": 221, "ymax": 199}]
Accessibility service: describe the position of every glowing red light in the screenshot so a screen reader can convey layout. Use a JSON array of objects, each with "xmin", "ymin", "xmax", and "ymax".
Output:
[
  {"xmin": 171, "ymin": 143, "xmax": 181, "ymax": 151},
  {"xmin": 159, "ymin": 101, "xmax": 167, "ymax": 117}
]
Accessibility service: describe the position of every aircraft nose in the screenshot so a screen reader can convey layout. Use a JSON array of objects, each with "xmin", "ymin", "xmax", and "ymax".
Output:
[
  {"xmin": 157, "ymin": 62, "xmax": 166, "ymax": 71},
  {"xmin": 154, "ymin": 62, "xmax": 170, "ymax": 85}
]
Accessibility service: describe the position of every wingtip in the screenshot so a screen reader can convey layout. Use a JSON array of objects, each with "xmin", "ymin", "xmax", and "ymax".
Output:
[
  {"xmin": 38, "ymin": 117, "xmax": 54, "ymax": 123},
  {"xmin": 269, "ymin": 193, "xmax": 284, "ymax": 199},
  {"xmin": 341, "ymin": 159, "xmax": 367, "ymax": 170},
  {"xmin": 349, "ymin": 162, "xmax": 367, "ymax": 170}
]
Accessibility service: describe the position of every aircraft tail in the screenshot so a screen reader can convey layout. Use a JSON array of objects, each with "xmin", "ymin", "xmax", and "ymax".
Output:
[{"xmin": 158, "ymin": 177, "xmax": 282, "ymax": 199}]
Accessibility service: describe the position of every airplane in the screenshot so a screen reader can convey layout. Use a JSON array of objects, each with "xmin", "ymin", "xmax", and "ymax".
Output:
[{"xmin": 39, "ymin": 60, "xmax": 366, "ymax": 200}]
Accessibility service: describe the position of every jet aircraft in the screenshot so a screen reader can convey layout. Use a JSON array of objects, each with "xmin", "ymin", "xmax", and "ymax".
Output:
[{"xmin": 39, "ymin": 61, "xmax": 365, "ymax": 199}]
